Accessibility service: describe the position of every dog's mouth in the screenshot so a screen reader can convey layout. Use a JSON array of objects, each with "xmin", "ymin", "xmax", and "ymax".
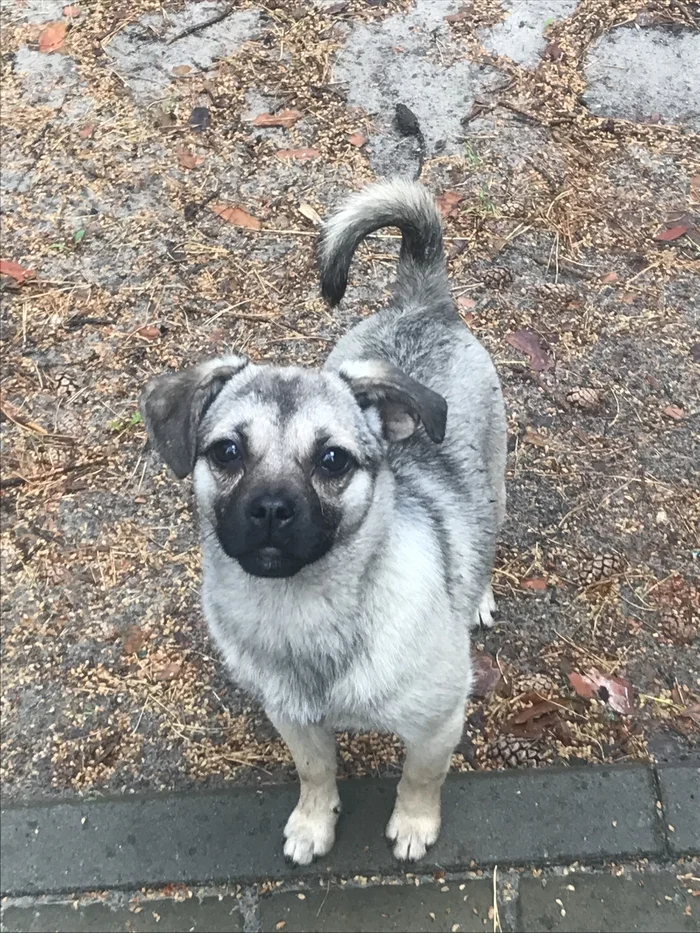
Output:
[{"xmin": 236, "ymin": 547, "xmax": 306, "ymax": 578}]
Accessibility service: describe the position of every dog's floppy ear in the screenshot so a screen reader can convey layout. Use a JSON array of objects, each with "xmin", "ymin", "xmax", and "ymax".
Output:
[
  {"xmin": 140, "ymin": 355, "xmax": 249, "ymax": 478},
  {"xmin": 338, "ymin": 359, "xmax": 447, "ymax": 443}
]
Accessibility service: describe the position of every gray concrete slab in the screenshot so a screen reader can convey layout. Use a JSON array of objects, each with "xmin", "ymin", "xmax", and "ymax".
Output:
[
  {"xmin": 481, "ymin": 0, "xmax": 578, "ymax": 68},
  {"xmin": 0, "ymin": 896, "xmax": 244, "ymax": 933},
  {"xmin": 259, "ymin": 881, "xmax": 493, "ymax": 933},
  {"xmin": 584, "ymin": 26, "xmax": 700, "ymax": 129},
  {"xmin": 519, "ymin": 871, "xmax": 700, "ymax": 932},
  {"xmin": 1, "ymin": 766, "xmax": 666, "ymax": 896},
  {"xmin": 657, "ymin": 763, "xmax": 700, "ymax": 857}
]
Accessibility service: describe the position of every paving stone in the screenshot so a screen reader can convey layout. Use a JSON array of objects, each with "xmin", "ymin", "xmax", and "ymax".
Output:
[
  {"xmin": 259, "ymin": 881, "xmax": 493, "ymax": 933},
  {"xmin": 0, "ymin": 896, "xmax": 244, "ymax": 933},
  {"xmin": 519, "ymin": 871, "xmax": 700, "ymax": 932},
  {"xmin": 657, "ymin": 763, "xmax": 700, "ymax": 856},
  {"xmin": 583, "ymin": 27, "xmax": 700, "ymax": 130},
  {"xmin": 0, "ymin": 766, "xmax": 664, "ymax": 896}
]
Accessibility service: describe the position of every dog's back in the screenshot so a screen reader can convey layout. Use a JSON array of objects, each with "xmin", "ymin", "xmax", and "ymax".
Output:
[{"xmin": 320, "ymin": 180, "xmax": 507, "ymax": 616}]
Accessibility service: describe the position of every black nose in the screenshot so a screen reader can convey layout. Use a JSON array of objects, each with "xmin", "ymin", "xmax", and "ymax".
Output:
[{"xmin": 247, "ymin": 493, "xmax": 296, "ymax": 530}]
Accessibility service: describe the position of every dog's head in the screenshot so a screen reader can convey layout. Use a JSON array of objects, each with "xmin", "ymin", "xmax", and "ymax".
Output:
[{"xmin": 141, "ymin": 355, "xmax": 446, "ymax": 578}]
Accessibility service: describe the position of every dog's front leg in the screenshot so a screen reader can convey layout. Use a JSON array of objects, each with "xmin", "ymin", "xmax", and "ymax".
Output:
[
  {"xmin": 387, "ymin": 707, "xmax": 464, "ymax": 861},
  {"xmin": 269, "ymin": 716, "xmax": 340, "ymax": 865}
]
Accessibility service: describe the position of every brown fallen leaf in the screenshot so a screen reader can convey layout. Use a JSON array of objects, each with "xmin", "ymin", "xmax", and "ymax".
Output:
[
  {"xmin": 136, "ymin": 325, "xmax": 161, "ymax": 341},
  {"xmin": 153, "ymin": 660, "xmax": 182, "ymax": 682},
  {"xmin": 543, "ymin": 41, "xmax": 564, "ymax": 61},
  {"xmin": 601, "ymin": 271, "xmax": 618, "ymax": 284},
  {"xmin": 298, "ymin": 203, "xmax": 323, "ymax": 226},
  {"xmin": 122, "ymin": 625, "xmax": 145, "ymax": 655},
  {"xmin": 252, "ymin": 109, "xmax": 303, "ymax": 129},
  {"xmin": 679, "ymin": 703, "xmax": 700, "ymax": 726},
  {"xmin": 39, "ymin": 21, "xmax": 67, "ymax": 53},
  {"xmin": 457, "ymin": 296, "xmax": 476, "ymax": 310},
  {"xmin": 211, "ymin": 204, "xmax": 262, "ymax": 230},
  {"xmin": 78, "ymin": 123, "xmax": 95, "ymax": 139},
  {"xmin": 522, "ymin": 428, "xmax": 549, "ymax": 447},
  {"xmin": 506, "ymin": 329, "xmax": 553, "ymax": 372},
  {"xmin": 275, "ymin": 148, "xmax": 320, "ymax": 160},
  {"xmin": 176, "ymin": 146, "xmax": 204, "ymax": 170},
  {"xmin": 0, "ymin": 259, "xmax": 34, "ymax": 284},
  {"xmin": 172, "ymin": 64, "xmax": 192, "ymax": 76},
  {"xmin": 63, "ymin": 5, "xmax": 80, "ymax": 15},
  {"xmin": 445, "ymin": 8, "xmax": 470, "ymax": 23},
  {"xmin": 436, "ymin": 190, "xmax": 463, "ymax": 219},
  {"xmin": 471, "ymin": 650, "xmax": 502, "ymax": 698},
  {"xmin": 663, "ymin": 405, "xmax": 684, "ymax": 421},
  {"xmin": 655, "ymin": 225, "xmax": 689, "ymax": 242},
  {"xmin": 348, "ymin": 132, "xmax": 368, "ymax": 147},
  {"xmin": 569, "ymin": 668, "xmax": 634, "ymax": 714},
  {"xmin": 510, "ymin": 700, "xmax": 559, "ymax": 725},
  {"xmin": 521, "ymin": 577, "xmax": 547, "ymax": 591}
]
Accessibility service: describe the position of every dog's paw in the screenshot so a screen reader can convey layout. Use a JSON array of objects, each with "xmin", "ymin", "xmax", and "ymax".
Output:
[
  {"xmin": 283, "ymin": 801, "xmax": 339, "ymax": 866},
  {"xmin": 386, "ymin": 806, "xmax": 440, "ymax": 862},
  {"xmin": 475, "ymin": 585, "xmax": 497, "ymax": 629}
]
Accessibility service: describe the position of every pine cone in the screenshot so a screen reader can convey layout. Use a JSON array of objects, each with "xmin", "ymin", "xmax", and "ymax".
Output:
[
  {"xmin": 577, "ymin": 553, "xmax": 623, "ymax": 586},
  {"xmin": 536, "ymin": 282, "xmax": 578, "ymax": 302},
  {"xmin": 483, "ymin": 267, "xmax": 513, "ymax": 289},
  {"xmin": 566, "ymin": 386, "xmax": 601, "ymax": 411},
  {"xmin": 488, "ymin": 735, "xmax": 544, "ymax": 768},
  {"xmin": 53, "ymin": 371, "xmax": 79, "ymax": 397},
  {"xmin": 662, "ymin": 613, "xmax": 697, "ymax": 645}
]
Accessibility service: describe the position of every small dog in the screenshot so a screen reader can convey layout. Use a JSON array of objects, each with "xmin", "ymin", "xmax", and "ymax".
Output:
[{"xmin": 141, "ymin": 180, "xmax": 506, "ymax": 864}]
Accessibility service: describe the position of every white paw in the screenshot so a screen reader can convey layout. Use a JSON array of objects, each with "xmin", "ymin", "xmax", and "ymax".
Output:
[
  {"xmin": 283, "ymin": 800, "xmax": 339, "ymax": 866},
  {"xmin": 386, "ymin": 805, "xmax": 440, "ymax": 862},
  {"xmin": 475, "ymin": 585, "xmax": 497, "ymax": 629}
]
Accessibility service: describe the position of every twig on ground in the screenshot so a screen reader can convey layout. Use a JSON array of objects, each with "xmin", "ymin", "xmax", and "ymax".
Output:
[{"xmin": 167, "ymin": 3, "xmax": 234, "ymax": 45}]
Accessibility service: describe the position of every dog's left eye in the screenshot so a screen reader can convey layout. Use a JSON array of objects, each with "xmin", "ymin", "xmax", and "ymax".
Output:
[
  {"xmin": 318, "ymin": 447, "xmax": 351, "ymax": 476},
  {"xmin": 210, "ymin": 440, "xmax": 242, "ymax": 466}
]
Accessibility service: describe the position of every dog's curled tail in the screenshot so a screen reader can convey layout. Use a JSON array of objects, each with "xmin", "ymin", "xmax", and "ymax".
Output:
[{"xmin": 318, "ymin": 179, "xmax": 447, "ymax": 307}]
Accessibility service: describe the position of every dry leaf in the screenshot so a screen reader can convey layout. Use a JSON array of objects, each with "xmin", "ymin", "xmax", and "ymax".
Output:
[
  {"xmin": 569, "ymin": 668, "xmax": 634, "ymax": 714},
  {"xmin": 655, "ymin": 225, "xmax": 689, "ymax": 242},
  {"xmin": 276, "ymin": 923, "xmax": 287, "ymax": 931},
  {"xmin": 63, "ymin": 5, "xmax": 80, "ymax": 15},
  {"xmin": 136, "ymin": 325, "xmax": 161, "ymax": 341},
  {"xmin": 543, "ymin": 41, "xmax": 564, "ymax": 61},
  {"xmin": 471, "ymin": 650, "xmax": 501, "ymax": 698},
  {"xmin": 436, "ymin": 190, "xmax": 463, "ymax": 218},
  {"xmin": 521, "ymin": 577, "xmax": 547, "ymax": 591},
  {"xmin": 0, "ymin": 259, "xmax": 34, "ymax": 284},
  {"xmin": 78, "ymin": 123, "xmax": 95, "ymax": 139},
  {"xmin": 39, "ymin": 21, "xmax": 67, "ymax": 53},
  {"xmin": 511, "ymin": 700, "xmax": 558, "ymax": 725},
  {"xmin": 122, "ymin": 625, "xmax": 145, "ymax": 655},
  {"xmin": 663, "ymin": 405, "xmax": 684, "ymax": 421},
  {"xmin": 523, "ymin": 428, "xmax": 549, "ymax": 447},
  {"xmin": 457, "ymin": 296, "xmax": 476, "ymax": 310},
  {"xmin": 298, "ymin": 203, "xmax": 323, "ymax": 226},
  {"xmin": 154, "ymin": 660, "xmax": 182, "ymax": 682},
  {"xmin": 176, "ymin": 146, "xmax": 204, "ymax": 170},
  {"xmin": 506, "ymin": 329, "xmax": 553, "ymax": 372},
  {"xmin": 252, "ymin": 109, "xmax": 303, "ymax": 129},
  {"xmin": 172, "ymin": 64, "xmax": 192, "ymax": 76},
  {"xmin": 348, "ymin": 132, "xmax": 368, "ymax": 147},
  {"xmin": 445, "ymin": 8, "xmax": 470, "ymax": 23},
  {"xmin": 679, "ymin": 703, "xmax": 700, "ymax": 726},
  {"xmin": 211, "ymin": 204, "xmax": 262, "ymax": 230},
  {"xmin": 275, "ymin": 148, "xmax": 320, "ymax": 160},
  {"xmin": 601, "ymin": 271, "xmax": 618, "ymax": 284}
]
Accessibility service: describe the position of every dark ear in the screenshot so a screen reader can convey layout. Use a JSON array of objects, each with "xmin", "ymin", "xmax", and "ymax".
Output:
[
  {"xmin": 338, "ymin": 360, "xmax": 447, "ymax": 443},
  {"xmin": 140, "ymin": 355, "xmax": 249, "ymax": 478}
]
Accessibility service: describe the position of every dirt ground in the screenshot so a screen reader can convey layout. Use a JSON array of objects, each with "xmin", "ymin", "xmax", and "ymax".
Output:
[{"xmin": 1, "ymin": 0, "xmax": 698, "ymax": 803}]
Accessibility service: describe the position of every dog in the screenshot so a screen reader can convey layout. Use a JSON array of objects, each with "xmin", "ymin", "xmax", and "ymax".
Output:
[{"xmin": 141, "ymin": 179, "xmax": 506, "ymax": 865}]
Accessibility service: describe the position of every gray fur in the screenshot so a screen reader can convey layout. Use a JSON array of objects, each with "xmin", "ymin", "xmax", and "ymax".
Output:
[{"xmin": 140, "ymin": 178, "xmax": 507, "ymax": 865}]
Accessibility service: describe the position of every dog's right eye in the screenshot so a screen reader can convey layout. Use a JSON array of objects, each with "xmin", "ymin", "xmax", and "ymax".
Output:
[{"xmin": 209, "ymin": 440, "xmax": 242, "ymax": 467}]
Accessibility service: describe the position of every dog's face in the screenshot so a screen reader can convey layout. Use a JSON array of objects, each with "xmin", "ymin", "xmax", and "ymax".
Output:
[{"xmin": 141, "ymin": 355, "xmax": 446, "ymax": 578}]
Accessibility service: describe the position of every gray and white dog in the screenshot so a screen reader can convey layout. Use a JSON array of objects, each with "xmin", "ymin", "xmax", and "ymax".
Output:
[{"xmin": 141, "ymin": 179, "xmax": 506, "ymax": 865}]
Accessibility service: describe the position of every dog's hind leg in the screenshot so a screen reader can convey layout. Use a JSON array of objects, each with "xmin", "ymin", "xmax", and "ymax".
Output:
[
  {"xmin": 388, "ymin": 706, "xmax": 464, "ymax": 861},
  {"xmin": 269, "ymin": 717, "xmax": 340, "ymax": 865},
  {"xmin": 476, "ymin": 583, "xmax": 497, "ymax": 629}
]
